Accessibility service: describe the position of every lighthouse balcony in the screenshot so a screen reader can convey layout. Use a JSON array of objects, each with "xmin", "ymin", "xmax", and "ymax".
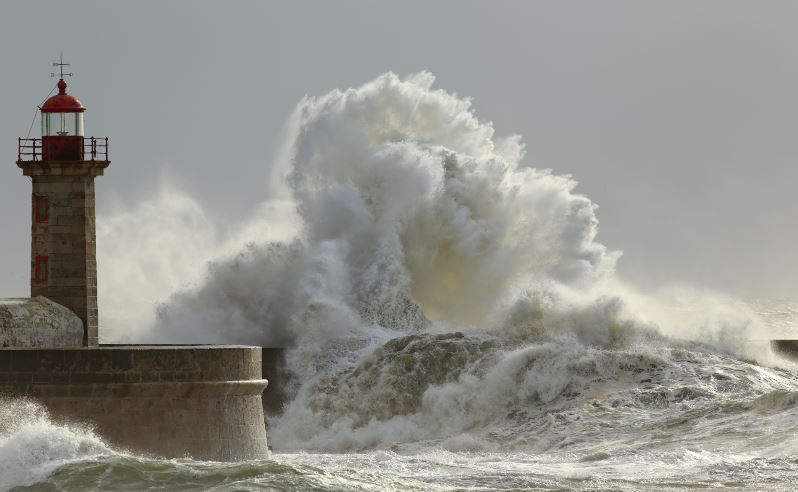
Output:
[{"xmin": 17, "ymin": 136, "xmax": 109, "ymax": 163}]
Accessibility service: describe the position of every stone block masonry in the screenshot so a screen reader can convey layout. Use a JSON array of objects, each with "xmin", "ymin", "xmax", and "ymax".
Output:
[
  {"xmin": 0, "ymin": 345, "xmax": 271, "ymax": 461},
  {"xmin": 18, "ymin": 159, "xmax": 109, "ymax": 346}
]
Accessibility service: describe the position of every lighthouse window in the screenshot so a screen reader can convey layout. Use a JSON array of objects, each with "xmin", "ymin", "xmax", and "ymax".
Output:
[
  {"xmin": 34, "ymin": 196, "xmax": 49, "ymax": 223},
  {"xmin": 43, "ymin": 112, "xmax": 82, "ymax": 136},
  {"xmin": 34, "ymin": 256, "xmax": 48, "ymax": 285}
]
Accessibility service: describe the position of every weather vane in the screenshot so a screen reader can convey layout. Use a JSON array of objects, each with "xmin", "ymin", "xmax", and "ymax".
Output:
[{"xmin": 50, "ymin": 53, "xmax": 73, "ymax": 79}]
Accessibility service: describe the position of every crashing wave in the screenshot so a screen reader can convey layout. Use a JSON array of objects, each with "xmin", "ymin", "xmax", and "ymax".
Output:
[{"xmin": 96, "ymin": 72, "xmax": 782, "ymax": 453}]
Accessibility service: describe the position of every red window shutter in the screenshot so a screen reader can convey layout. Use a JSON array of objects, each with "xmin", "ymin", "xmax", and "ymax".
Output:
[
  {"xmin": 35, "ymin": 256, "xmax": 48, "ymax": 284},
  {"xmin": 34, "ymin": 196, "xmax": 49, "ymax": 223}
]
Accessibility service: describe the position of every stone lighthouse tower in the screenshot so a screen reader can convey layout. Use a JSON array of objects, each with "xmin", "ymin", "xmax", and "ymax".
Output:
[
  {"xmin": 3, "ymin": 63, "xmax": 274, "ymax": 462},
  {"xmin": 16, "ymin": 66, "xmax": 109, "ymax": 346}
]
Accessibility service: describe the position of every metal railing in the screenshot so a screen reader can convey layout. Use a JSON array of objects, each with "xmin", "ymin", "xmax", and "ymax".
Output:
[
  {"xmin": 17, "ymin": 137, "xmax": 109, "ymax": 162},
  {"xmin": 86, "ymin": 137, "xmax": 109, "ymax": 161},
  {"xmin": 17, "ymin": 138, "xmax": 42, "ymax": 162}
]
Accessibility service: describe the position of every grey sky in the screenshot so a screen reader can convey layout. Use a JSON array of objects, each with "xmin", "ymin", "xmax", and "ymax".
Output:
[{"xmin": 1, "ymin": 0, "xmax": 797, "ymax": 299}]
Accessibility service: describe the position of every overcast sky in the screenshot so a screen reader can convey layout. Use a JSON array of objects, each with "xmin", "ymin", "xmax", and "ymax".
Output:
[{"xmin": 1, "ymin": 1, "xmax": 797, "ymax": 299}]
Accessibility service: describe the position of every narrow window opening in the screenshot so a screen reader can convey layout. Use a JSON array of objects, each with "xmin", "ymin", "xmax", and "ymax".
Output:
[
  {"xmin": 34, "ymin": 256, "xmax": 48, "ymax": 285},
  {"xmin": 34, "ymin": 196, "xmax": 49, "ymax": 223}
]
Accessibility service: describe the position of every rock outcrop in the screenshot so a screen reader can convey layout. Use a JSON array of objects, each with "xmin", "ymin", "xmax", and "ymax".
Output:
[{"xmin": 0, "ymin": 296, "xmax": 83, "ymax": 347}]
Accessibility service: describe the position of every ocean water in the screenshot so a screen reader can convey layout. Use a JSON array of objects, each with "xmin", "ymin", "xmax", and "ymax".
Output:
[
  {"xmin": 4, "ymin": 298, "xmax": 798, "ymax": 491},
  {"xmin": 4, "ymin": 73, "xmax": 798, "ymax": 490}
]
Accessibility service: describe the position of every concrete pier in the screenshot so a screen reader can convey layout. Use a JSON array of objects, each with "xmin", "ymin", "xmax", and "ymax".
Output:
[{"xmin": 0, "ymin": 345, "xmax": 270, "ymax": 461}]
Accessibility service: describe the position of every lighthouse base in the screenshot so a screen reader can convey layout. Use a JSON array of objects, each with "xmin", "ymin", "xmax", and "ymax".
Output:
[{"xmin": 0, "ymin": 345, "xmax": 270, "ymax": 461}]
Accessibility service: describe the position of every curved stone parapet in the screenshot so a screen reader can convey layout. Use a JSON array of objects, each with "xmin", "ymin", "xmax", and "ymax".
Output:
[{"xmin": 0, "ymin": 345, "xmax": 269, "ymax": 461}]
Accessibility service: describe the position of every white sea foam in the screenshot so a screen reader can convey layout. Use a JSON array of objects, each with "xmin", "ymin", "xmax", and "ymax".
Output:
[
  {"xmin": 0, "ymin": 399, "xmax": 111, "ymax": 491},
  {"xmin": 94, "ymin": 72, "xmax": 790, "ymax": 456}
]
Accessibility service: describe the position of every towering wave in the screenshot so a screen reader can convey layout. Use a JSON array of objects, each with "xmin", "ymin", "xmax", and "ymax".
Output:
[
  {"xmin": 98, "ymin": 72, "xmax": 777, "ymax": 452},
  {"xmin": 152, "ymin": 72, "xmax": 617, "ymax": 344}
]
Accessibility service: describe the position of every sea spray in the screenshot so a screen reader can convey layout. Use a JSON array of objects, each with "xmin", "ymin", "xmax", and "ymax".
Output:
[
  {"xmin": 95, "ymin": 72, "xmax": 784, "ymax": 455},
  {"xmin": 151, "ymin": 72, "xmax": 622, "ymax": 351},
  {"xmin": 97, "ymin": 188, "xmax": 299, "ymax": 343},
  {"xmin": 0, "ymin": 399, "xmax": 111, "ymax": 490}
]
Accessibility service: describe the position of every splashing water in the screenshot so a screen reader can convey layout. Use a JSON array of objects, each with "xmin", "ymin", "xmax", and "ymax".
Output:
[
  {"xmin": 10, "ymin": 72, "xmax": 796, "ymax": 490},
  {"xmin": 0, "ymin": 399, "xmax": 111, "ymax": 490}
]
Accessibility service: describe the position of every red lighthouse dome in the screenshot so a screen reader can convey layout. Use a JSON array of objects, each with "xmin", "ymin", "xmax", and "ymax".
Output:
[{"xmin": 41, "ymin": 79, "xmax": 85, "ymax": 113}]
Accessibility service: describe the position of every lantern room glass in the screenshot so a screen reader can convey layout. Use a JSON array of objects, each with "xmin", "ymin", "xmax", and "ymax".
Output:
[{"xmin": 42, "ymin": 112, "xmax": 84, "ymax": 137}]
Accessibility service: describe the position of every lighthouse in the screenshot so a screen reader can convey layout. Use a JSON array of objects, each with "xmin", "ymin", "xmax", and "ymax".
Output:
[
  {"xmin": 16, "ymin": 64, "xmax": 109, "ymax": 347},
  {"xmin": 2, "ymin": 61, "xmax": 279, "ymax": 461}
]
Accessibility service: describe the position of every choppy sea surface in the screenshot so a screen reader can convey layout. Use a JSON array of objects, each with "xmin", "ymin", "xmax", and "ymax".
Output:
[{"xmin": 1, "ymin": 298, "xmax": 796, "ymax": 492}]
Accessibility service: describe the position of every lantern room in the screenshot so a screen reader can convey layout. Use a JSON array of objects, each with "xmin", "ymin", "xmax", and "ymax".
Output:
[{"xmin": 40, "ymin": 78, "xmax": 85, "ymax": 160}]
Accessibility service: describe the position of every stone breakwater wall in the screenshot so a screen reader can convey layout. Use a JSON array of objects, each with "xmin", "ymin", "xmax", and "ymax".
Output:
[{"xmin": 0, "ymin": 345, "xmax": 269, "ymax": 461}]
